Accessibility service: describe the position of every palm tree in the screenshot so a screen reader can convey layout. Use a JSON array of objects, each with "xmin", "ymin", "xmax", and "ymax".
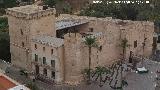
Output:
[
  {"xmin": 84, "ymin": 36, "xmax": 98, "ymax": 83},
  {"xmin": 119, "ymin": 38, "xmax": 130, "ymax": 88}
]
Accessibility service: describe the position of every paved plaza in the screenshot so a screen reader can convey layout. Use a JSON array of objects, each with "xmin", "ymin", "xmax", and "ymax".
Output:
[{"xmin": 1, "ymin": 59, "xmax": 160, "ymax": 90}]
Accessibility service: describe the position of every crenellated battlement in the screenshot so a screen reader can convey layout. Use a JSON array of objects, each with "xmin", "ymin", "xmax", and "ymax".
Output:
[{"xmin": 6, "ymin": 5, "xmax": 56, "ymax": 19}]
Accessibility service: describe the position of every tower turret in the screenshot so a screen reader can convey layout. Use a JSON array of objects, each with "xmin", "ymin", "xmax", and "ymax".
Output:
[{"xmin": 6, "ymin": 5, "xmax": 56, "ymax": 70}]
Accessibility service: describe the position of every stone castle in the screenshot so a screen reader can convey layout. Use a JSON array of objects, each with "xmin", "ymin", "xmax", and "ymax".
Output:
[{"xmin": 6, "ymin": 5, "xmax": 154, "ymax": 84}]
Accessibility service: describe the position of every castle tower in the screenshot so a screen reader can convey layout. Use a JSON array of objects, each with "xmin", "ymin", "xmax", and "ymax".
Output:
[
  {"xmin": 64, "ymin": 33, "xmax": 85, "ymax": 84},
  {"xmin": 6, "ymin": 5, "xmax": 56, "ymax": 71}
]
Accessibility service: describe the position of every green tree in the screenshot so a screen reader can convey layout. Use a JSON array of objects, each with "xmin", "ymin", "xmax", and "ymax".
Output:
[
  {"xmin": 43, "ymin": 0, "xmax": 56, "ymax": 7},
  {"xmin": 119, "ymin": 38, "xmax": 130, "ymax": 88},
  {"xmin": 61, "ymin": 1, "xmax": 72, "ymax": 14},
  {"xmin": 84, "ymin": 36, "xmax": 98, "ymax": 83},
  {"xmin": 0, "ymin": 0, "xmax": 18, "ymax": 15},
  {"xmin": 80, "ymin": 0, "xmax": 160, "ymax": 23},
  {"xmin": 0, "ymin": 0, "xmax": 18, "ymax": 8},
  {"xmin": 43, "ymin": 0, "xmax": 63, "ymax": 7},
  {"xmin": 0, "ymin": 17, "xmax": 10, "ymax": 62}
]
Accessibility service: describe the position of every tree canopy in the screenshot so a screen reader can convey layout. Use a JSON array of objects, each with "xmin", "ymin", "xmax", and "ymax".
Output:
[
  {"xmin": 80, "ymin": 0, "xmax": 160, "ymax": 21},
  {"xmin": 0, "ymin": 17, "xmax": 10, "ymax": 62}
]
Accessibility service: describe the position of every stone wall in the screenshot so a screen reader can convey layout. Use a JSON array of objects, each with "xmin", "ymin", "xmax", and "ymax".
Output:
[
  {"xmin": 8, "ymin": 15, "xmax": 32, "ymax": 71},
  {"xmin": 64, "ymin": 33, "xmax": 84, "ymax": 84},
  {"xmin": 7, "ymin": 6, "xmax": 56, "ymax": 71},
  {"xmin": 62, "ymin": 14, "xmax": 154, "ymax": 84},
  {"xmin": 31, "ymin": 41, "xmax": 64, "ymax": 83}
]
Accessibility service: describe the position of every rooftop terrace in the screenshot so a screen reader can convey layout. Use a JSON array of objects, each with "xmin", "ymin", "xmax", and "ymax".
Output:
[
  {"xmin": 7, "ymin": 5, "xmax": 43, "ymax": 14},
  {"xmin": 32, "ymin": 35, "xmax": 64, "ymax": 47},
  {"xmin": 6, "ymin": 5, "xmax": 55, "ymax": 19},
  {"xmin": 7, "ymin": 5, "xmax": 55, "ymax": 14}
]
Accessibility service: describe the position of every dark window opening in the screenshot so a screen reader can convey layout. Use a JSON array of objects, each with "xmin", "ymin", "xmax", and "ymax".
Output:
[
  {"xmin": 89, "ymin": 28, "xmax": 93, "ymax": 32},
  {"xmin": 51, "ymin": 49, "xmax": 53, "ymax": 55},
  {"xmin": 51, "ymin": 71, "xmax": 55, "ymax": 79},
  {"xmin": 43, "ymin": 57, "xmax": 46, "ymax": 64},
  {"xmin": 43, "ymin": 47, "xmax": 45, "ymax": 52},
  {"xmin": 99, "ymin": 46, "xmax": 102, "ymax": 51},
  {"xmin": 134, "ymin": 40, "xmax": 137, "ymax": 48},
  {"xmin": 22, "ymin": 42, "xmax": 24, "ymax": 47},
  {"xmin": 51, "ymin": 60, "xmax": 55, "ymax": 67},
  {"xmin": 35, "ymin": 54, "xmax": 38, "ymax": 62},
  {"xmin": 35, "ymin": 65, "xmax": 39, "ymax": 75},
  {"xmin": 158, "ymin": 36, "xmax": 160, "ymax": 43},
  {"xmin": 35, "ymin": 44, "xmax": 37, "ymax": 49},
  {"xmin": 20, "ymin": 29, "xmax": 23, "ymax": 35},
  {"xmin": 43, "ymin": 68, "xmax": 47, "ymax": 76}
]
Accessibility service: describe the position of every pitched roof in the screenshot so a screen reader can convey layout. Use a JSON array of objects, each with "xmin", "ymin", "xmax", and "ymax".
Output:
[{"xmin": 56, "ymin": 19, "xmax": 89, "ymax": 30}]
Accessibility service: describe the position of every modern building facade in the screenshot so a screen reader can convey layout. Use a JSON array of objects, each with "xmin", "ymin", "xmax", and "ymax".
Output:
[{"xmin": 7, "ymin": 5, "xmax": 155, "ymax": 84}]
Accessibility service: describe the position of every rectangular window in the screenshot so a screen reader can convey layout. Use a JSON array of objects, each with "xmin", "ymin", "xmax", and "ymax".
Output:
[
  {"xmin": 51, "ymin": 60, "xmax": 55, "ymax": 67},
  {"xmin": 134, "ymin": 40, "xmax": 137, "ymax": 48},
  {"xmin": 51, "ymin": 71, "xmax": 55, "ymax": 79},
  {"xmin": 35, "ymin": 44, "xmax": 37, "ymax": 49},
  {"xmin": 20, "ymin": 29, "xmax": 23, "ymax": 35},
  {"xmin": 35, "ymin": 54, "xmax": 38, "ymax": 62},
  {"xmin": 51, "ymin": 49, "xmax": 53, "ymax": 55},
  {"xmin": 43, "ymin": 47, "xmax": 45, "ymax": 52},
  {"xmin": 43, "ymin": 57, "xmax": 46, "ymax": 64},
  {"xmin": 22, "ymin": 42, "xmax": 24, "ymax": 47},
  {"xmin": 89, "ymin": 28, "xmax": 93, "ymax": 32},
  {"xmin": 43, "ymin": 68, "xmax": 47, "ymax": 76}
]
